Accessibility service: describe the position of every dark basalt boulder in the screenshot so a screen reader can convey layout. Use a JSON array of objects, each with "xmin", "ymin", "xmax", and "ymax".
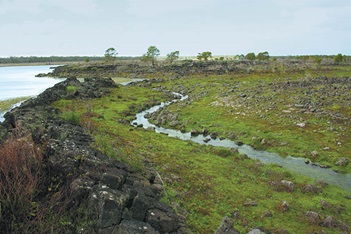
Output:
[{"xmin": 0, "ymin": 78, "xmax": 185, "ymax": 233}]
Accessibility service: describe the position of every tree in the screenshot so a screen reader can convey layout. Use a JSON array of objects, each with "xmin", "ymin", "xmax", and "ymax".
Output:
[
  {"xmin": 334, "ymin": 53, "xmax": 344, "ymax": 64},
  {"xmin": 166, "ymin": 51, "xmax": 180, "ymax": 64},
  {"xmin": 314, "ymin": 56, "xmax": 323, "ymax": 65},
  {"xmin": 142, "ymin": 46, "xmax": 160, "ymax": 67},
  {"xmin": 197, "ymin": 51, "xmax": 212, "ymax": 61},
  {"xmin": 245, "ymin": 52, "xmax": 256, "ymax": 61},
  {"xmin": 104, "ymin": 47, "xmax": 118, "ymax": 63},
  {"xmin": 257, "ymin": 51, "xmax": 270, "ymax": 61}
]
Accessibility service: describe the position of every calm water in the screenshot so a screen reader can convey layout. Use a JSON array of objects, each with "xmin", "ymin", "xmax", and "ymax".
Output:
[
  {"xmin": 0, "ymin": 65, "xmax": 65, "ymax": 121},
  {"xmin": 0, "ymin": 65, "xmax": 64, "ymax": 100}
]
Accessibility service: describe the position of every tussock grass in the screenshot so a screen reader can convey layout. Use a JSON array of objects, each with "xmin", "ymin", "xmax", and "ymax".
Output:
[{"xmin": 0, "ymin": 97, "xmax": 29, "ymax": 112}]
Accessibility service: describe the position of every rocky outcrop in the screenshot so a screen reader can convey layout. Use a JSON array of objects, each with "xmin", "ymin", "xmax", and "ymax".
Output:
[{"xmin": 0, "ymin": 78, "xmax": 185, "ymax": 233}]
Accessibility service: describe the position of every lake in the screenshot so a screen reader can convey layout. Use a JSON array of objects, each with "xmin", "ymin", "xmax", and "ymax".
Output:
[
  {"xmin": 0, "ymin": 65, "xmax": 64, "ymax": 100},
  {"xmin": 0, "ymin": 65, "xmax": 65, "ymax": 121}
]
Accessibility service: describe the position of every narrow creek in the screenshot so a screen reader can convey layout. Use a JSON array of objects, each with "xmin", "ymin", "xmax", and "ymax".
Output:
[{"xmin": 131, "ymin": 92, "xmax": 351, "ymax": 192}]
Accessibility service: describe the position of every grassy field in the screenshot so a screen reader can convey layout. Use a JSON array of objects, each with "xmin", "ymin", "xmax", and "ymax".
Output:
[
  {"xmin": 151, "ymin": 65, "xmax": 351, "ymax": 174},
  {"xmin": 52, "ymin": 67, "xmax": 351, "ymax": 233}
]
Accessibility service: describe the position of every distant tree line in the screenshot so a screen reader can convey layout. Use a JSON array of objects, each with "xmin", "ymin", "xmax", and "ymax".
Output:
[
  {"xmin": 0, "ymin": 56, "xmax": 139, "ymax": 64},
  {"xmin": 2, "ymin": 48, "xmax": 349, "ymax": 66}
]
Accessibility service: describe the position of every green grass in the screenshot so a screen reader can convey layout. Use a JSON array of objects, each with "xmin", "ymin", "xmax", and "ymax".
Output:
[
  {"xmin": 52, "ymin": 80, "xmax": 351, "ymax": 234},
  {"xmin": 153, "ymin": 68, "xmax": 351, "ymax": 174},
  {"xmin": 0, "ymin": 97, "xmax": 30, "ymax": 112},
  {"xmin": 66, "ymin": 85, "xmax": 77, "ymax": 93}
]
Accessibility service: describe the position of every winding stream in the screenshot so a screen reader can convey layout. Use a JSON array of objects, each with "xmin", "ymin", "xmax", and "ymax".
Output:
[{"xmin": 132, "ymin": 93, "xmax": 351, "ymax": 192}]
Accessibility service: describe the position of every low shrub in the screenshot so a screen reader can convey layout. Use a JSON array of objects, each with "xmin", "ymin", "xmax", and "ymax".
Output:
[
  {"xmin": 0, "ymin": 131, "xmax": 75, "ymax": 233},
  {"xmin": 61, "ymin": 111, "xmax": 82, "ymax": 125},
  {"xmin": 0, "ymin": 132, "xmax": 43, "ymax": 232}
]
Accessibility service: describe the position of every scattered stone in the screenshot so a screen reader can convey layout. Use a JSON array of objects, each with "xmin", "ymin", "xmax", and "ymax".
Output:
[
  {"xmin": 239, "ymin": 93, "xmax": 247, "ymax": 98},
  {"xmin": 302, "ymin": 184, "xmax": 321, "ymax": 194},
  {"xmin": 311, "ymin": 151, "xmax": 319, "ymax": 157},
  {"xmin": 261, "ymin": 210, "xmax": 273, "ymax": 219},
  {"xmin": 203, "ymin": 138, "xmax": 211, "ymax": 143},
  {"xmin": 244, "ymin": 201, "xmax": 258, "ymax": 207},
  {"xmin": 261, "ymin": 138, "xmax": 267, "ymax": 145},
  {"xmin": 323, "ymin": 147, "xmax": 330, "ymax": 150},
  {"xmin": 321, "ymin": 216, "xmax": 338, "ymax": 228},
  {"xmin": 305, "ymin": 211, "xmax": 321, "ymax": 224},
  {"xmin": 214, "ymin": 216, "xmax": 240, "ymax": 234},
  {"xmin": 248, "ymin": 229, "xmax": 265, "ymax": 234},
  {"xmin": 169, "ymin": 120, "xmax": 180, "ymax": 127},
  {"xmin": 210, "ymin": 132, "xmax": 219, "ymax": 139},
  {"xmin": 296, "ymin": 123, "xmax": 306, "ymax": 127},
  {"xmin": 280, "ymin": 180, "xmax": 295, "ymax": 191},
  {"xmin": 280, "ymin": 200, "xmax": 290, "ymax": 212},
  {"xmin": 190, "ymin": 129, "xmax": 200, "ymax": 136},
  {"xmin": 335, "ymin": 157, "xmax": 349, "ymax": 166},
  {"xmin": 236, "ymin": 141, "xmax": 244, "ymax": 146},
  {"xmin": 320, "ymin": 199, "xmax": 333, "ymax": 210}
]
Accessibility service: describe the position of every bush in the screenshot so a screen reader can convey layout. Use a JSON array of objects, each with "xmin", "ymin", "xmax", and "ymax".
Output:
[
  {"xmin": 66, "ymin": 85, "xmax": 77, "ymax": 94},
  {"xmin": 334, "ymin": 53, "xmax": 344, "ymax": 64},
  {"xmin": 61, "ymin": 111, "xmax": 82, "ymax": 125},
  {"xmin": 0, "ymin": 133, "xmax": 43, "ymax": 232},
  {"xmin": 0, "ymin": 131, "xmax": 81, "ymax": 232}
]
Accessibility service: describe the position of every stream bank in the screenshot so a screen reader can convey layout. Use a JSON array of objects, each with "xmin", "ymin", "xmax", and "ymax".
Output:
[{"xmin": 131, "ymin": 91, "xmax": 351, "ymax": 192}]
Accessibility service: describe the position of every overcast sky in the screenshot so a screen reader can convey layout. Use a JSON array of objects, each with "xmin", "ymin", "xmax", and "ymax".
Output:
[{"xmin": 0, "ymin": 0, "xmax": 350, "ymax": 57}]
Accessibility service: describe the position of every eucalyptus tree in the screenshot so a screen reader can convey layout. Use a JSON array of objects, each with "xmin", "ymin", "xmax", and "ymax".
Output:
[
  {"xmin": 197, "ymin": 51, "xmax": 212, "ymax": 61},
  {"xmin": 142, "ymin": 46, "xmax": 160, "ymax": 67},
  {"xmin": 104, "ymin": 47, "xmax": 118, "ymax": 63},
  {"xmin": 166, "ymin": 51, "xmax": 180, "ymax": 64},
  {"xmin": 334, "ymin": 53, "xmax": 344, "ymax": 64},
  {"xmin": 257, "ymin": 51, "xmax": 270, "ymax": 61},
  {"xmin": 245, "ymin": 52, "xmax": 256, "ymax": 61}
]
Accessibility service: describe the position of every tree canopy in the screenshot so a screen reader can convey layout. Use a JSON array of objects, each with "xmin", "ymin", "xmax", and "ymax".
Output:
[
  {"xmin": 334, "ymin": 53, "xmax": 345, "ymax": 64},
  {"xmin": 197, "ymin": 51, "xmax": 212, "ymax": 61},
  {"xmin": 257, "ymin": 51, "xmax": 270, "ymax": 61},
  {"xmin": 245, "ymin": 52, "xmax": 256, "ymax": 61},
  {"xmin": 141, "ymin": 46, "xmax": 160, "ymax": 67},
  {"xmin": 104, "ymin": 47, "xmax": 118, "ymax": 63},
  {"xmin": 166, "ymin": 51, "xmax": 180, "ymax": 64}
]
